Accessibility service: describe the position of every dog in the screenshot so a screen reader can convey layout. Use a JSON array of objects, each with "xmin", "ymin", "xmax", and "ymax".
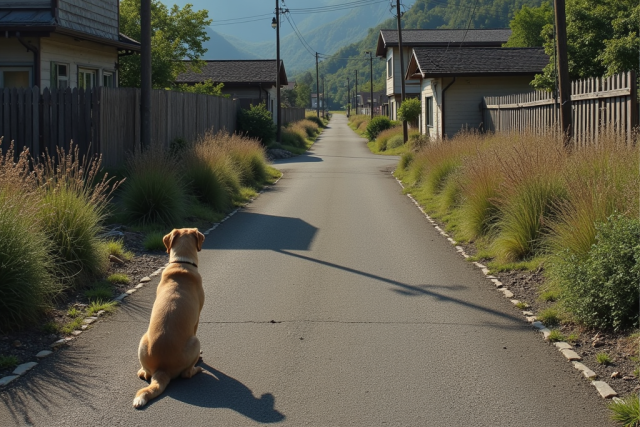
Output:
[{"xmin": 133, "ymin": 228, "xmax": 206, "ymax": 409}]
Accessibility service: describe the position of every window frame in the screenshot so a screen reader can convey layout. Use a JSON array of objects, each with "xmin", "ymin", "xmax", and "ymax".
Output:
[
  {"xmin": 425, "ymin": 96, "xmax": 434, "ymax": 128},
  {"xmin": 0, "ymin": 66, "xmax": 32, "ymax": 88},
  {"xmin": 78, "ymin": 67, "xmax": 97, "ymax": 90},
  {"xmin": 387, "ymin": 58, "xmax": 393, "ymax": 79},
  {"xmin": 50, "ymin": 62, "xmax": 70, "ymax": 90}
]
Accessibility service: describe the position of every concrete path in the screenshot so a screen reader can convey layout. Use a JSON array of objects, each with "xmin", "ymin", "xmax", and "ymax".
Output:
[{"xmin": 0, "ymin": 114, "xmax": 613, "ymax": 426}]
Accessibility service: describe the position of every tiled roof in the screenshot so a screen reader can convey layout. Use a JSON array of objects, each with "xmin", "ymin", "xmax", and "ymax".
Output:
[
  {"xmin": 381, "ymin": 28, "xmax": 511, "ymax": 45},
  {"xmin": 376, "ymin": 28, "xmax": 511, "ymax": 56},
  {"xmin": 409, "ymin": 47, "xmax": 548, "ymax": 77},
  {"xmin": 176, "ymin": 60, "xmax": 288, "ymax": 85}
]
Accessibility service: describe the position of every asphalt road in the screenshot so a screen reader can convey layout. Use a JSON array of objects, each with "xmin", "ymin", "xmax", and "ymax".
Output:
[{"xmin": 0, "ymin": 114, "xmax": 613, "ymax": 426}]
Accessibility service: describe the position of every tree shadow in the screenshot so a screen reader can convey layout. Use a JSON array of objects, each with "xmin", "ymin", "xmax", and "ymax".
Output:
[
  {"xmin": 161, "ymin": 362, "xmax": 285, "ymax": 424},
  {"xmin": 273, "ymin": 155, "xmax": 323, "ymax": 165}
]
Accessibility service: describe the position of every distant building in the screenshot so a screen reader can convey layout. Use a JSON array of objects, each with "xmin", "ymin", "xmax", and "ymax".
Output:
[
  {"xmin": 311, "ymin": 93, "xmax": 325, "ymax": 109},
  {"xmin": 176, "ymin": 59, "xmax": 288, "ymax": 125}
]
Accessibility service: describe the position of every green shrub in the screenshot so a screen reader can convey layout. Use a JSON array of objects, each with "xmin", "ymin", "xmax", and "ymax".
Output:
[
  {"xmin": 550, "ymin": 215, "xmax": 640, "ymax": 331},
  {"xmin": 237, "ymin": 103, "xmax": 276, "ymax": 145},
  {"xmin": 39, "ymin": 187, "xmax": 108, "ymax": 287},
  {"xmin": 105, "ymin": 240, "xmax": 134, "ymax": 261},
  {"xmin": 398, "ymin": 98, "xmax": 421, "ymax": 123},
  {"xmin": 0, "ymin": 355, "xmax": 19, "ymax": 369},
  {"xmin": 107, "ymin": 274, "xmax": 130, "ymax": 285},
  {"xmin": 399, "ymin": 152, "xmax": 414, "ymax": 170},
  {"xmin": 121, "ymin": 149, "xmax": 186, "ymax": 226},
  {"xmin": 608, "ymin": 394, "xmax": 640, "ymax": 427},
  {"xmin": 84, "ymin": 281, "xmax": 113, "ymax": 302},
  {"xmin": 0, "ymin": 192, "xmax": 58, "ymax": 331},
  {"xmin": 366, "ymin": 116, "xmax": 393, "ymax": 141},
  {"xmin": 387, "ymin": 134, "xmax": 405, "ymax": 150},
  {"xmin": 144, "ymin": 231, "xmax": 166, "ymax": 251},
  {"xmin": 305, "ymin": 115, "xmax": 324, "ymax": 128},
  {"xmin": 184, "ymin": 156, "xmax": 231, "ymax": 211},
  {"xmin": 281, "ymin": 127, "xmax": 307, "ymax": 148}
]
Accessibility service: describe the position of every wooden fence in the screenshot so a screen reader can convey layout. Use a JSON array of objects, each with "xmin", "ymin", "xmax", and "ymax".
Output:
[
  {"xmin": 281, "ymin": 107, "xmax": 305, "ymax": 125},
  {"xmin": 0, "ymin": 86, "xmax": 239, "ymax": 168},
  {"xmin": 482, "ymin": 71, "xmax": 638, "ymax": 146}
]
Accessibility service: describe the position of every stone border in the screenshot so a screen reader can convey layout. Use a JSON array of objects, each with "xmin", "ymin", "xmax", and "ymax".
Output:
[
  {"xmin": 0, "ymin": 172, "xmax": 284, "ymax": 389},
  {"xmin": 393, "ymin": 173, "xmax": 620, "ymax": 401}
]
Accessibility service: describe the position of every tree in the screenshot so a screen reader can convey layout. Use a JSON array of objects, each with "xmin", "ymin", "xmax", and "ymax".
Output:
[
  {"xmin": 295, "ymin": 83, "xmax": 311, "ymax": 109},
  {"xmin": 281, "ymin": 88, "xmax": 297, "ymax": 108},
  {"xmin": 174, "ymin": 80, "xmax": 228, "ymax": 96},
  {"xmin": 119, "ymin": 0, "xmax": 211, "ymax": 89},
  {"xmin": 398, "ymin": 98, "xmax": 421, "ymax": 124},
  {"xmin": 504, "ymin": 2, "xmax": 553, "ymax": 48}
]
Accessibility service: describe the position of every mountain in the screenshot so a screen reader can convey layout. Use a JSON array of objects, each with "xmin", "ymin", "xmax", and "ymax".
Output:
[{"xmin": 201, "ymin": 28, "xmax": 258, "ymax": 60}]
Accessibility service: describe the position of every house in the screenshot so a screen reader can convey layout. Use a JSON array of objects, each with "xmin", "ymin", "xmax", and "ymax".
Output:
[
  {"xmin": 355, "ymin": 90, "xmax": 385, "ymax": 116},
  {"xmin": 375, "ymin": 29, "xmax": 511, "ymax": 120},
  {"xmin": 405, "ymin": 47, "xmax": 548, "ymax": 138},
  {"xmin": 175, "ymin": 60, "xmax": 288, "ymax": 125},
  {"xmin": 0, "ymin": 0, "xmax": 140, "ymax": 89},
  {"xmin": 311, "ymin": 93, "xmax": 324, "ymax": 109}
]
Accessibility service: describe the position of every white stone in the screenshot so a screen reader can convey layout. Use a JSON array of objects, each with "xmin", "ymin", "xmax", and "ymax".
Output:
[
  {"xmin": 491, "ymin": 279, "xmax": 503, "ymax": 287},
  {"xmin": 0, "ymin": 376, "xmax": 19, "ymax": 386},
  {"xmin": 554, "ymin": 342, "xmax": 573, "ymax": 350},
  {"xmin": 572, "ymin": 362, "xmax": 597, "ymax": 380},
  {"xmin": 51, "ymin": 338, "xmax": 72, "ymax": 349},
  {"xmin": 501, "ymin": 289, "xmax": 514, "ymax": 298},
  {"xmin": 532, "ymin": 321, "xmax": 545, "ymax": 329},
  {"xmin": 526, "ymin": 316, "xmax": 538, "ymax": 323},
  {"xmin": 135, "ymin": 283, "xmax": 145, "ymax": 289},
  {"xmin": 455, "ymin": 246, "xmax": 464, "ymax": 252},
  {"xmin": 12, "ymin": 362, "xmax": 37, "ymax": 375},
  {"xmin": 481, "ymin": 268, "xmax": 490, "ymax": 275},
  {"xmin": 35, "ymin": 350, "xmax": 53, "ymax": 359},
  {"xmin": 96, "ymin": 310, "xmax": 106, "ymax": 317},
  {"xmin": 560, "ymin": 349, "xmax": 582, "ymax": 360},
  {"xmin": 462, "ymin": 254, "xmax": 469, "ymax": 258},
  {"xmin": 592, "ymin": 381, "xmax": 618, "ymax": 398},
  {"xmin": 126, "ymin": 289, "xmax": 137, "ymax": 295},
  {"xmin": 510, "ymin": 300, "xmax": 521, "ymax": 305},
  {"xmin": 485, "ymin": 275, "xmax": 497, "ymax": 279},
  {"xmin": 522, "ymin": 311, "xmax": 534, "ymax": 316},
  {"xmin": 540, "ymin": 328, "xmax": 552, "ymax": 339},
  {"xmin": 139, "ymin": 277, "xmax": 151, "ymax": 283},
  {"xmin": 434, "ymin": 226, "xmax": 442, "ymax": 232},
  {"xmin": 474, "ymin": 262, "xmax": 487, "ymax": 269},
  {"xmin": 71, "ymin": 331, "xmax": 82, "ymax": 336},
  {"xmin": 447, "ymin": 238, "xmax": 456, "ymax": 244},
  {"xmin": 83, "ymin": 317, "xmax": 97, "ymax": 324},
  {"xmin": 114, "ymin": 293, "xmax": 129, "ymax": 302},
  {"xmin": 81, "ymin": 325, "xmax": 88, "ymax": 330}
]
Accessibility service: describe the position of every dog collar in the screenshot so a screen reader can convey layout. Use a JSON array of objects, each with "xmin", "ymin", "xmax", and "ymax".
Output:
[{"xmin": 169, "ymin": 257, "xmax": 198, "ymax": 268}]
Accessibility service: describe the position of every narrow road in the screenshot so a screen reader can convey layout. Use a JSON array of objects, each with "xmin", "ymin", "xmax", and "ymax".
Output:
[{"xmin": 1, "ymin": 114, "xmax": 612, "ymax": 426}]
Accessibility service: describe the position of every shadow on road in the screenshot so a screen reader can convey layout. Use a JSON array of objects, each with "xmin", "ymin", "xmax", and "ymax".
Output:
[
  {"xmin": 164, "ymin": 362, "xmax": 285, "ymax": 423},
  {"xmin": 273, "ymin": 155, "xmax": 323, "ymax": 165}
]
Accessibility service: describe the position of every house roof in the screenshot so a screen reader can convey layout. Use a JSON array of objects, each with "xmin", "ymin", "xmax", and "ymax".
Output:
[
  {"xmin": 376, "ymin": 28, "xmax": 511, "ymax": 56},
  {"xmin": 0, "ymin": 6, "xmax": 140, "ymax": 52},
  {"xmin": 175, "ymin": 60, "xmax": 288, "ymax": 86},
  {"xmin": 406, "ymin": 47, "xmax": 548, "ymax": 79}
]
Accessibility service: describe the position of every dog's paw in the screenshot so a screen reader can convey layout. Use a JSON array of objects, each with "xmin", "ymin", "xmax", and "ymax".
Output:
[{"xmin": 132, "ymin": 396, "xmax": 147, "ymax": 409}]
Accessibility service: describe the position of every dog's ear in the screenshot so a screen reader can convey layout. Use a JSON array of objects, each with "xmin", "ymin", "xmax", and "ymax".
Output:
[
  {"xmin": 195, "ymin": 230, "xmax": 205, "ymax": 252},
  {"xmin": 163, "ymin": 229, "xmax": 179, "ymax": 253}
]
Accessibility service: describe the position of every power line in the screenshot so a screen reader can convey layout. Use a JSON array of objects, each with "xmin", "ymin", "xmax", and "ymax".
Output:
[{"xmin": 288, "ymin": 0, "xmax": 388, "ymax": 14}]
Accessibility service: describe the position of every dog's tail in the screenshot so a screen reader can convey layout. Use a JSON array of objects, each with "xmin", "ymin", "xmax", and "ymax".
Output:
[{"xmin": 133, "ymin": 371, "xmax": 171, "ymax": 409}]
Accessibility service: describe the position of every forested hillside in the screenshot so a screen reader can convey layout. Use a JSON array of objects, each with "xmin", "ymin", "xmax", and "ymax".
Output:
[{"xmin": 302, "ymin": 0, "xmax": 543, "ymax": 109}]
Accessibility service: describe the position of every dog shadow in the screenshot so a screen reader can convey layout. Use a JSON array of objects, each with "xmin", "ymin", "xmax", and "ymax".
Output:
[{"xmin": 163, "ymin": 362, "xmax": 285, "ymax": 423}]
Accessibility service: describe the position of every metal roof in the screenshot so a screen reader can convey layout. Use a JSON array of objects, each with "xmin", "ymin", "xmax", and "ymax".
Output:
[{"xmin": 0, "ymin": 8, "xmax": 55, "ymax": 26}]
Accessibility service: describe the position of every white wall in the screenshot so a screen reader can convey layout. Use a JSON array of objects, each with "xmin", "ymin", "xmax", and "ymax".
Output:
[
  {"xmin": 420, "ymin": 78, "xmax": 443, "ymax": 138},
  {"xmin": 40, "ymin": 34, "xmax": 118, "ymax": 89}
]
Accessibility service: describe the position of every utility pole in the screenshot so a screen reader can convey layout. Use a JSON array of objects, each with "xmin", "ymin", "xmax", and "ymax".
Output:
[
  {"xmin": 554, "ymin": 0, "xmax": 572, "ymax": 147},
  {"xmin": 396, "ymin": 0, "xmax": 408, "ymax": 142},
  {"xmin": 322, "ymin": 75, "xmax": 326, "ymax": 118},
  {"xmin": 315, "ymin": 52, "xmax": 320, "ymax": 119},
  {"xmin": 274, "ymin": 0, "xmax": 282, "ymax": 142},
  {"xmin": 140, "ymin": 0, "xmax": 151, "ymax": 150},
  {"xmin": 365, "ymin": 51, "xmax": 373, "ymax": 119},
  {"xmin": 346, "ymin": 76, "xmax": 350, "ymax": 117},
  {"xmin": 355, "ymin": 70, "xmax": 358, "ymax": 115}
]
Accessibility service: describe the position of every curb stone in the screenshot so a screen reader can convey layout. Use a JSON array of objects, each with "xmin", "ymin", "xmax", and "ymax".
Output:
[
  {"xmin": 393, "ymin": 172, "xmax": 619, "ymax": 400},
  {"xmin": 0, "ymin": 171, "xmax": 284, "ymax": 391}
]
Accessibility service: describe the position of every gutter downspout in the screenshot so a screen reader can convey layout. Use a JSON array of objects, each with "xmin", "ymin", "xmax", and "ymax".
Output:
[
  {"xmin": 441, "ymin": 76, "xmax": 456, "ymax": 139},
  {"xmin": 16, "ymin": 33, "xmax": 40, "ymax": 87}
]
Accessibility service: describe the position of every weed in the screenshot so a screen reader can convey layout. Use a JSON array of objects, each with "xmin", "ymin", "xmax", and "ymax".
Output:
[
  {"xmin": 84, "ymin": 281, "xmax": 113, "ymax": 302},
  {"xmin": 42, "ymin": 321, "xmax": 60, "ymax": 334},
  {"xmin": 540, "ymin": 289, "xmax": 559, "ymax": 302},
  {"xmin": 0, "ymin": 355, "xmax": 19, "ymax": 369},
  {"xmin": 144, "ymin": 232, "xmax": 166, "ymax": 251},
  {"xmin": 566, "ymin": 333, "xmax": 580, "ymax": 344},
  {"xmin": 537, "ymin": 307, "xmax": 561, "ymax": 326},
  {"xmin": 105, "ymin": 240, "xmax": 134, "ymax": 261},
  {"xmin": 515, "ymin": 301, "xmax": 529, "ymax": 310},
  {"xmin": 86, "ymin": 300, "xmax": 118, "ymax": 317},
  {"xmin": 547, "ymin": 329, "xmax": 566, "ymax": 342},
  {"xmin": 61, "ymin": 317, "xmax": 84, "ymax": 335},
  {"xmin": 608, "ymin": 394, "xmax": 639, "ymax": 427},
  {"xmin": 67, "ymin": 307, "xmax": 81, "ymax": 318},
  {"xmin": 107, "ymin": 274, "xmax": 130, "ymax": 285},
  {"xmin": 596, "ymin": 352, "xmax": 612, "ymax": 365}
]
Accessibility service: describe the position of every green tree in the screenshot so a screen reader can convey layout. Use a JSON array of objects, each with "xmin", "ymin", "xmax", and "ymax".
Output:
[
  {"xmin": 174, "ymin": 79, "xmax": 228, "ymax": 96},
  {"xmin": 295, "ymin": 83, "xmax": 311, "ymax": 109},
  {"xmin": 398, "ymin": 98, "xmax": 421, "ymax": 123},
  {"xmin": 504, "ymin": 2, "xmax": 553, "ymax": 47},
  {"xmin": 119, "ymin": 0, "xmax": 211, "ymax": 88}
]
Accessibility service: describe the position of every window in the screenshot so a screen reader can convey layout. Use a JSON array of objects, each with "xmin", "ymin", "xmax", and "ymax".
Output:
[
  {"xmin": 387, "ymin": 58, "xmax": 393, "ymax": 79},
  {"xmin": 78, "ymin": 68, "xmax": 96, "ymax": 89},
  {"xmin": 425, "ymin": 96, "xmax": 433, "ymax": 128},
  {"xmin": 0, "ymin": 67, "xmax": 31, "ymax": 88},
  {"xmin": 103, "ymin": 71, "xmax": 114, "ymax": 88},
  {"xmin": 50, "ymin": 62, "xmax": 69, "ymax": 90}
]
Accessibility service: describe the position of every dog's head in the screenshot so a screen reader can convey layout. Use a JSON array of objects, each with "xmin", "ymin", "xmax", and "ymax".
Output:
[{"xmin": 163, "ymin": 228, "xmax": 205, "ymax": 254}]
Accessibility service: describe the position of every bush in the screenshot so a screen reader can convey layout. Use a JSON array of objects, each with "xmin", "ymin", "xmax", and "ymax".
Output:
[
  {"xmin": 237, "ymin": 103, "xmax": 276, "ymax": 145},
  {"xmin": 121, "ymin": 148, "xmax": 186, "ymax": 226},
  {"xmin": 366, "ymin": 116, "xmax": 393, "ymax": 141},
  {"xmin": 282, "ymin": 125, "xmax": 307, "ymax": 148},
  {"xmin": 305, "ymin": 114, "xmax": 324, "ymax": 128},
  {"xmin": 387, "ymin": 134, "xmax": 405, "ymax": 150},
  {"xmin": 550, "ymin": 215, "xmax": 640, "ymax": 331},
  {"xmin": 398, "ymin": 98, "xmax": 421, "ymax": 123}
]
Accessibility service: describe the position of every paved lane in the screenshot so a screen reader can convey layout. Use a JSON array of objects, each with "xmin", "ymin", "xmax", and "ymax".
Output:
[{"xmin": 0, "ymin": 114, "xmax": 612, "ymax": 426}]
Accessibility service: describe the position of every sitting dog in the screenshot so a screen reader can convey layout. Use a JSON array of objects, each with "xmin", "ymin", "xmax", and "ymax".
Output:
[{"xmin": 133, "ymin": 228, "xmax": 206, "ymax": 409}]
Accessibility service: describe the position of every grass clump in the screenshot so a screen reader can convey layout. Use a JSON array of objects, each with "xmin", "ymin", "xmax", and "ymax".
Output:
[
  {"xmin": 515, "ymin": 301, "xmax": 529, "ymax": 310},
  {"xmin": 0, "ymin": 355, "xmax": 19, "ymax": 369},
  {"xmin": 537, "ymin": 307, "xmax": 561, "ymax": 326},
  {"xmin": 60, "ymin": 317, "xmax": 84, "ymax": 335},
  {"xmin": 107, "ymin": 274, "xmax": 130, "ymax": 285},
  {"xmin": 608, "ymin": 394, "xmax": 639, "ymax": 427},
  {"xmin": 547, "ymin": 329, "xmax": 565, "ymax": 342},
  {"xmin": 67, "ymin": 307, "xmax": 81, "ymax": 318},
  {"xmin": 105, "ymin": 240, "xmax": 133, "ymax": 261},
  {"xmin": 596, "ymin": 352, "xmax": 612, "ymax": 365},
  {"xmin": 86, "ymin": 300, "xmax": 118, "ymax": 316},
  {"xmin": 144, "ymin": 231, "xmax": 166, "ymax": 251},
  {"xmin": 84, "ymin": 281, "xmax": 114, "ymax": 302}
]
